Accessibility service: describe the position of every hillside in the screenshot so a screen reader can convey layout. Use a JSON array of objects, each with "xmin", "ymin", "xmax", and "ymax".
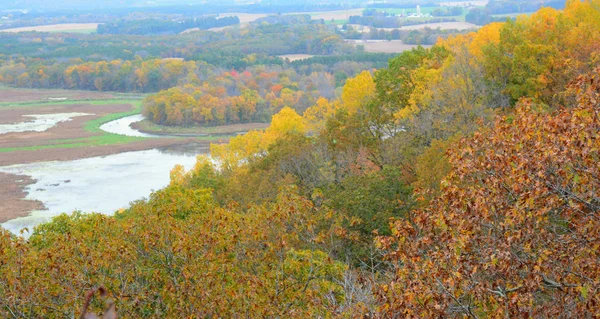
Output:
[{"xmin": 1, "ymin": 1, "xmax": 599, "ymax": 317}]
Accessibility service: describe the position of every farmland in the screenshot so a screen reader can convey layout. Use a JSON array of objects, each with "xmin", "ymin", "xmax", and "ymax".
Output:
[{"xmin": 0, "ymin": 23, "xmax": 100, "ymax": 33}]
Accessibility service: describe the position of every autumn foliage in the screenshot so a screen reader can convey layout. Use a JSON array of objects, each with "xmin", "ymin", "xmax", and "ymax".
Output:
[
  {"xmin": 2, "ymin": 1, "xmax": 600, "ymax": 318},
  {"xmin": 142, "ymin": 69, "xmax": 335, "ymax": 126},
  {"xmin": 377, "ymin": 70, "xmax": 600, "ymax": 317}
]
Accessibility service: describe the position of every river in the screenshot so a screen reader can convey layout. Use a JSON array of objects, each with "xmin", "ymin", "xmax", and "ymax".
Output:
[{"xmin": 1, "ymin": 114, "xmax": 208, "ymax": 235}]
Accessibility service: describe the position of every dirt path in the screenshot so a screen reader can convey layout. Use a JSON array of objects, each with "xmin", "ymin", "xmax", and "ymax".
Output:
[{"xmin": 0, "ymin": 173, "xmax": 45, "ymax": 223}]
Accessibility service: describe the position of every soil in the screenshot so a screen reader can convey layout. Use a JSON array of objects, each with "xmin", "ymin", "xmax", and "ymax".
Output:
[
  {"xmin": 0, "ymin": 137, "xmax": 208, "ymax": 167},
  {"xmin": 0, "ymin": 88, "xmax": 114, "ymax": 103},
  {"xmin": 0, "ymin": 173, "xmax": 45, "ymax": 223},
  {"xmin": 131, "ymin": 120, "xmax": 269, "ymax": 136},
  {"xmin": 0, "ymin": 103, "xmax": 130, "ymax": 147}
]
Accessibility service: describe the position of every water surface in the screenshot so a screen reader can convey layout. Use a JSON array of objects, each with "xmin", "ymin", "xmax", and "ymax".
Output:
[
  {"xmin": 99, "ymin": 114, "xmax": 158, "ymax": 137},
  {"xmin": 0, "ymin": 113, "xmax": 92, "ymax": 134},
  {"xmin": 0, "ymin": 149, "xmax": 203, "ymax": 235}
]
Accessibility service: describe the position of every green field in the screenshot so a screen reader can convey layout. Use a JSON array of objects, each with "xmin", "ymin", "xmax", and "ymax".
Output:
[{"xmin": 0, "ymin": 99, "xmax": 146, "ymax": 153}]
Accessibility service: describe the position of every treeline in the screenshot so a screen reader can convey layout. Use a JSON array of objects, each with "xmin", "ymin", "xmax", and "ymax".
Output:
[
  {"xmin": 0, "ymin": 54, "xmax": 378, "ymax": 94},
  {"xmin": 97, "ymin": 16, "xmax": 240, "ymax": 35},
  {"xmin": 253, "ymin": 14, "xmax": 316, "ymax": 26},
  {"xmin": 2, "ymin": 1, "xmax": 600, "ymax": 317},
  {"xmin": 199, "ymin": 24, "xmax": 355, "ymax": 56},
  {"xmin": 0, "ymin": 23, "xmax": 354, "ymax": 62},
  {"xmin": 290, "ymin": 52, "xmax": 394, "ymax": 68},
  {"xmin": 466, "ymin": 8, "xmax": 508, "ymax": 25},
  {"xmin": 341, "ymin": 25, "xmax": 467, "ymax": 44},
  {"xmin": 188, "ymin": 51, "xmax": 284, "ymax": 70},
  {"xmin": 0, "ymin": 52, "xmax": 384, "ymax": 95},
  {"xmin": 0, "ymin": 58, "xmax": 213, "ymax": 92},
  {"xmin": 142, "ymin": 68, "xmax": 337, "ymax": 126},
  {"xmin": 0, "ymin": 23, "xmax": 363, "ymax": 91},
  {"xmin": 431, "ymin": 6, "xmax": 463, "ymax": 16}
]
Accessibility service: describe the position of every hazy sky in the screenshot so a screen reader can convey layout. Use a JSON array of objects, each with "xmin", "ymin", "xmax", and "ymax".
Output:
[{"xmin": 4, "ymin": 0, "xmax": 368, "ymax": 11}]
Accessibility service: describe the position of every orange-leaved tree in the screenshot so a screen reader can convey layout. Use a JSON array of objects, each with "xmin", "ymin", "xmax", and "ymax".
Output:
[{"xmin": 376, "ymin": 69, "xmax": 600, "ymax": 318}]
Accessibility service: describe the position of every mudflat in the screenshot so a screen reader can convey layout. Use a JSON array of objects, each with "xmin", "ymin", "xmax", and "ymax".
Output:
[
  {"xmin": 0, "ymin": 172, "xmax": 44, "ymax": 223},
  {"xmin": 0, "ymin": 88, "xmax": 114, "ymax": 103}
]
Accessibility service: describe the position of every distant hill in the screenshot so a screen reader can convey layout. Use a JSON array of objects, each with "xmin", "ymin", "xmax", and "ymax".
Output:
[{"xmin": 2, "ymin": 0, "xmax": 366, "ymax": 11}]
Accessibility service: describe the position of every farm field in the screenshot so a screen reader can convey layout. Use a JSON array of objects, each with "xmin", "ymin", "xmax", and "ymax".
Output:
[
  {"xmin": 399, "ymin": 21, "xmax": 479, "ymax": 30},
  {"xmin": 347, "ymin": 21, "xmax": 479, "ymax": 33},
  {"xmin": 346, "ymin": 39, "xmax": 432, "ymax": 53},
  {"xmin": 278, "ymin": 54, "xmax": 315, "ymax": 62},
  {"xmin": 0, "ymin": 23, "xmax": 100, "ymax": 33},
  {"xmin": 300, "ymin": 8, "xmax": 364, "ymax": 21}
]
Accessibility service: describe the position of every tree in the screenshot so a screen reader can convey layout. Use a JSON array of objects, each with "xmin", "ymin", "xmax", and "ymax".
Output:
[{"xmin": 377, "ymin": 69, "xmax": 600, "ymax": 318}]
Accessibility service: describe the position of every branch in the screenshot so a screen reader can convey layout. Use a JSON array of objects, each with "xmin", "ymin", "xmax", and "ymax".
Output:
[{"xmin": 436, "ymin": 278, "xmax": 479, "ymax": 319}]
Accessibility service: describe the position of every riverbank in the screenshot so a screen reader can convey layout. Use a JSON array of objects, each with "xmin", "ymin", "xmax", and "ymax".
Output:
[
  {"xmin": 0, "ymin": 137, "xmax": 215, "ymax": 223},
  {"xmin": 0, "ymin": 88, "xmax": 228, "ymax": 225},
  {"xmin": 0, "ymin": 173, "xmax": 45, "ymax": 223},
  {"xmin": 0, "ymin": 137, "xmax": 208, "ymax": 166},
  {"xmin": 131, "ymin": 119, "xmax": 269, "ymax": 136}
]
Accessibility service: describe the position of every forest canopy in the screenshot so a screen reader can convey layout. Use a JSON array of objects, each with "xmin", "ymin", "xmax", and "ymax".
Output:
[{"xmin": 1, "ymin": 0, "xmax": 599, "ymax": 318}]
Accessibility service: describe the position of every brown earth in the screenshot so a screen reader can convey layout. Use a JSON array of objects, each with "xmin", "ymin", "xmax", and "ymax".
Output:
[
  {"xmin": 131, "ymin": 120, "xmax": 269, "ymax": 136},
  {"xmin": 0, "ymin": 173, "xmax": 45, "ymax": 223},
  {"xmin": 0, "ymin": 103, "xmax": 129, "ymax": 146},
  {"xmin": 0, "ymin": 138, "xmax": 206, "ymax": 167},
  {"xmin": 0, "ymin": 88, "xmax": 114, "ymax": 103}
]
